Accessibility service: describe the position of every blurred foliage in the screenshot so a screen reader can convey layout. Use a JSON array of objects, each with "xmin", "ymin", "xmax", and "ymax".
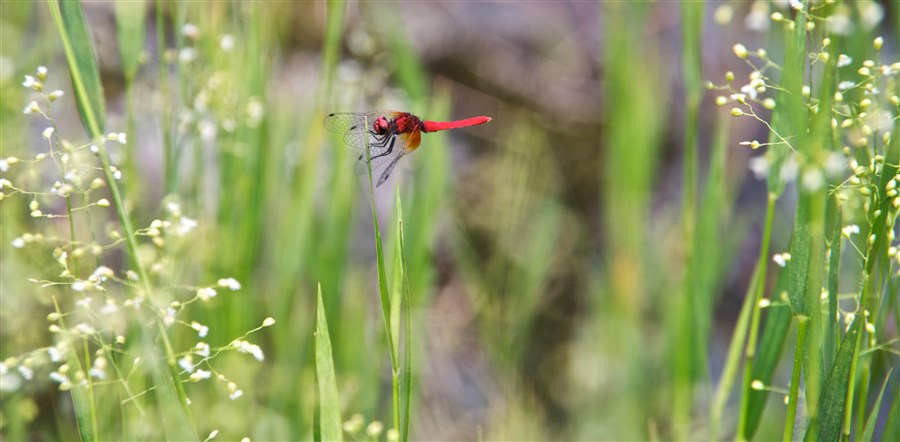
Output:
[{"xmin": 1, "ymin": 1, "xmax": 898, "ymax": 441}]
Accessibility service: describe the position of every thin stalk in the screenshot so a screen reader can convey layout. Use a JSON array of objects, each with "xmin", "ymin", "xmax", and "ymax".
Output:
[
  {"xmin": 64, "ymin": 196, "xmax": 79, "ymax": 273},
  {"xmin": 844, "ymin": 275, "xmax": 870, "ymax": 438},
  {"xmin": 737, "ymin": 192, "xmax": 777, "ymax": 439},
  {"xmin": 81, "ymin": 336, "xmax": 98, "ymax": 438},
  {"xmin": 363, "ymin": 116, "xmax": 400, "ymax": 431},
  {"xmin": 783, "ymin": 317, "xmax": 808, "ymax": 441}
]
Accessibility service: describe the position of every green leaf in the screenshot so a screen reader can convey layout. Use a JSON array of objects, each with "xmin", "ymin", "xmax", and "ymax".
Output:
[
  {"xmin": 861, "ymin": 369, "xmax": 893, "ymax": 441},
  {"xmin": 48, "ymin": 0, "xmax": 106, "ymax": 138},
  {"xmin": 114, "ymin": 0, "xmax": 146, "ymax": 81},
  {"xmin": 805, "ymin": 317, "xmax": 862, "ymax": 441},
  {"xmin": 824, "ymin": 206, "xmax": 841, "ymax": 372},
  {"xmin": 742, "ymin": 274, "xmax": 792, "ymax": 440},
  {"xmin": 884, "ymin": 390, "xmax": 900, "ymax": 442},
  {"xmin": 314, "ymin": 283, "xmax": 343, "ymax": 442}
]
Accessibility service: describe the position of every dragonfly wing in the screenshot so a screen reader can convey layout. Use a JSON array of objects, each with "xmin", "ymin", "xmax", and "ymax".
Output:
[{"xmin": 323, "ymin": 111, "xmax": 403, "ymax": 152}]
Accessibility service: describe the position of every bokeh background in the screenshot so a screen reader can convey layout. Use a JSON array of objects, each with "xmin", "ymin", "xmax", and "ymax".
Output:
[{"xmin": 1, "ymin": 1, "xmax": 898, "ymax": 441}]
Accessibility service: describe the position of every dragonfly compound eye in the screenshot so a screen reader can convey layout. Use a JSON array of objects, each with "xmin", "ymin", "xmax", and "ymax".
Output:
[{"xmin": 373, "ymin": 117, "xmax": 389, "ymax": 134}]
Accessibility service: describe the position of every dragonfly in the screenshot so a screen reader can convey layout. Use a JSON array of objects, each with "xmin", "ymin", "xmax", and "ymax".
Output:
[{"xmin": 324, "ymin": 111, "xmax": 492, "ymax": 187}]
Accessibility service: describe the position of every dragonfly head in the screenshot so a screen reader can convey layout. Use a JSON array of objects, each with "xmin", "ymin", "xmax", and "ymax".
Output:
[{"xmin": 373, "ymin": 116, "xmax": 390, "ymax": 135}]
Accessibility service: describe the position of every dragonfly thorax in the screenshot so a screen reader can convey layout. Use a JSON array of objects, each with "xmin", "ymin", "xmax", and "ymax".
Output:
[{"xmin": 373, "ymin": 117, "xmax": 390, "ymax": 135}]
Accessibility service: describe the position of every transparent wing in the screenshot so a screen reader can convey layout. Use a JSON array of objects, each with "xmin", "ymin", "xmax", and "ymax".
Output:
[{"xmin": 323, "ymin": 111, "xmax": 403, "ymax": 153}]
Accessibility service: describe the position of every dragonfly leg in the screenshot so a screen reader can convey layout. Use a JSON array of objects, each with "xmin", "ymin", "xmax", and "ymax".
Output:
[
  {"xmin": 358, "ymin": 133, "xmax": 397, "ymax": 164},
  {"xmin": 376, "ymin": 153, "xmax": 404, "ymax": 187}
]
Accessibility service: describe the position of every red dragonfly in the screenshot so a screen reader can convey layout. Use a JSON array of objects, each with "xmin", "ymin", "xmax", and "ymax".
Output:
[{"xmin": 324, "ymin": 111, "xmax": 491, "ymax": 187}]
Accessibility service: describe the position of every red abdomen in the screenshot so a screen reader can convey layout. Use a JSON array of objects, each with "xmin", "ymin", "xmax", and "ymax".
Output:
[{"xmin": 422, "ymin": 116, "xmax": 492, "ymax": 133}]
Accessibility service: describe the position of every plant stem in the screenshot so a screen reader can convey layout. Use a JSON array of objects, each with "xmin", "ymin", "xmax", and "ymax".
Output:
[{"xmin": 737, "ymin": 192, "xmax": 777, "ymax": 439}]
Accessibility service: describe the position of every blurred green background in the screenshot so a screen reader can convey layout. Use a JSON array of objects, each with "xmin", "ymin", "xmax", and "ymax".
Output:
[{"xmin": 1, "ymin": 1, "xmax": 898, "ymax": 441}]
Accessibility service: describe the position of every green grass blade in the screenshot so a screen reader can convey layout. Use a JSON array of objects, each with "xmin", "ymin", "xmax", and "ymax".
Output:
[
  {"xmin": 825, "ymin": 206, "xmax": 842, "ymax": 373},
  {"xmin": 860, "ymin": 369, "xmax": 893, "ymax": 441},
  {"xmin": 363, "ymin": 115, "xmax": 400, "ymax": 432},
  {"xmin": 737, "ymin": 193, "xmax": 777, "ymax": 440},
  {"xmin": 50, "ymin": 0, "xmax": 105, "ymax": 138},
  {"xmin": 114, "ymin": 0, "xmax": 146, "ymax": 81},
  {"xmin": 710, "ymin": 263, "xmax": 756, "ymax": 441},
  {"xmin": 315, "ymin": 283, "xmax": 343, "ymax": 442},
  {"xmin": 744, "ymin": 295, "xmax": 792, "ymax": 439},
  {"xmin": 396, "ymin": 186, "xmax": 413, "ymax": 442},
  {"xmin": 884, "ymin": 390, "xmax": 900, "ymax": 442},
  {"xmin": 804, "ymin": 317, "xmax": 862, "ymax": 441}
]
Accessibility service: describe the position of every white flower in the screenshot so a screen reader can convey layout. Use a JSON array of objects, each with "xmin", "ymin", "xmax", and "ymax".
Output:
[
  {"xmin": 217, "ymin": 277, "xmax": 241, "ymax": 291},
  {"xmin": 773, "ymin": 253, "xmax": 791, "ymax": 268},
  {"xmin": 191, "ymin": 321, "xmax": 209, "ymax": 338},
  {"xmin": 92, "ymin": 266, "xmax": 114, "ymax": 281},
  {"xmin": 238, "ymin": 341, "xmax": 264, "ymax": 361},
  {"xmin": 75, "ymin": 297, "xmax": 92, "ymax": 308},
  {"xmin": 837, "ymin": 54, "xmax": 852, "ymax": 67},
  {"xmin": 229, "ymin": 389, "xmax": 243, "ymax": 400},
  {"xmin": 12, "ymin": 237, "xmax": 25, "ymax": 248},
  {"xmin": 827, "ymin": 9, "xmax": 853, "ymax": 36},
  {"xmin": 189, "ymin": 369, "xmax": 212, "ymax": 381},
  {"xmin": 842, "ymin": 225, "xmax": 860, "ymax": 238},
  {"xmin": 75, "ymin": 323, "xmax": 95, "ymax": 335},
  {"xmin": 748, "ymin": 156, "xmax": 770, "ymax": 179},
  {"xmin": 220, "ymin": 35, "xmax": 235, "ymax": 51},
  {"xmin": 0, "ymin": 159, "xmax": 8, "ymax": 172},
  {"xmin": 175, "ymin": 216, "xmax": 197, "ymax": 236},
  {"xmin": 195, "ymin": 342, "xmax": 210, "ymax": 357},
  {"xmin": 179, "ymin": 48, "xmax": 197, "ymax": 64},
  {"xmin": 197, "ymin": 287, "xmax": 217, "ymax": 301},
  {"xmin": 22, "ymin": 101, "xmax": 40, "ymax": 114},
  {"xmin": 72, "ymin": 281, "xmax": 87, "ymax": 292},
  {"xmin": 182, "ymin": 23, "xmax": 200, "ymax": 39},
  {"xmin": 49, "ymin": 371, "xmax": 70, "ymax": 385},
  {"xmin": 89, "ymin": 367, "xmax": 105, "ymax": 380},
  {"xmin": 838, "ymin": 81, "xmax": 856, "ymax": 91},
  {"xmin": 178, "ymin": 355, "xmax": 195, "ymax": 373},
  {"xmin": 22, "ymin": 75, "xmax": 38, "ymax": 89},
  {"xmin": 17, "ymin": 365, "xmax": 34, "ymax": 380},
  {"xmin": 166, "ymin": 202, "xmax": 182, "ymax": 216},
  {"xmin": 740, "ymin": 84, "xmax": 758, "ymax": 99},
  {"xmin": 860, "ymin": 1, "xmax": 884, "ymax": 29},
  {"xmin": 36, "ymin": 66, "xmax": 47, "ymax": 78},
  {"xmin": 100, "ymin": 300, "xmax": 118, "ymax": 315},
  {"xmin": 802, "ymin": 169, "xmax": 824, "ymax": 191},
  {"xmin": 164, "ymin": 307, "xmax": 176, "ymax": 326}
]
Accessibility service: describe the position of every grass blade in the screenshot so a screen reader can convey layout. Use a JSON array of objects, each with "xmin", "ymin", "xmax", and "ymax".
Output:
[
  {"xmin": 804, "ymin": 317, "xmax": 862, "ymax": 441},
  {"xmin": 50, "ymin": 0, "xmax": 105, "ymax": 137},
  {"xmin": 744, "ymin": 289, "xmax": 792, "ymax": 439},
  {"xmin": 861, "ymin": 369, "xmax": 893, "ymax": 441},
  {"xmin": 315, "ymin": 283, "xmax": 343, "ymax": 442},
  {"xmin": 363, "ymin": 115, "xmax": 400, "ymax": 433},
  {"xmin": 396, "ymin": 186, "xmax": 413, "ymax": 442},
  {"xmin": 825, "ymin": 206, "xmax": 842, "ymax": 373},
  {"xmin": 114, "ymin": 0, "xmax": 146, "ymax": 81}
]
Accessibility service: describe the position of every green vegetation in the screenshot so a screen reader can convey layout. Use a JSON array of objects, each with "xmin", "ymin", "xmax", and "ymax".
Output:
[{"xmin": 1, "ymin": 2, "xmax": 897, "ymax": 441}]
